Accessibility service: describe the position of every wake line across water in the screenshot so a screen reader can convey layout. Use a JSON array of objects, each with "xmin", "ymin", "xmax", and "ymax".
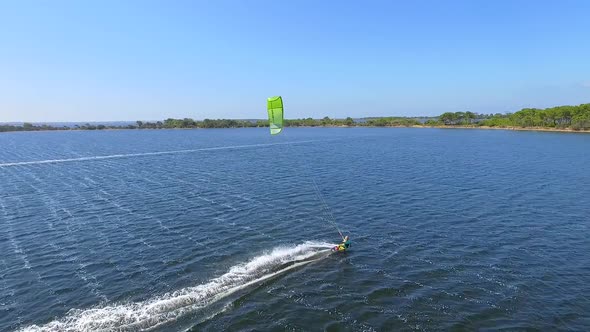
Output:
[
  {"xmin": 0, "ymin": 140, "xmax": 318, "ymax": 167},
  {"xmin": 19, "ymin": 241, "xmax": 334, "ymax": 332}
]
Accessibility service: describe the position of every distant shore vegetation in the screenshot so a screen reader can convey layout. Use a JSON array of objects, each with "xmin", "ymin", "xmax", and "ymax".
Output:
[
  {"xmin": 429, "ymin": 103, "xmax": 590, "ymax": 130},
  {"xmin": 2, "ymin": 103, "xmax": 590, "ymax": 133}
]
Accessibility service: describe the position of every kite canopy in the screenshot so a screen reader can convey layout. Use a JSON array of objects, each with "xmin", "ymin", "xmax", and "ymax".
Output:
[{"xmin": 267, "ymin": 96, "xmax": 284, "ymax": 135}]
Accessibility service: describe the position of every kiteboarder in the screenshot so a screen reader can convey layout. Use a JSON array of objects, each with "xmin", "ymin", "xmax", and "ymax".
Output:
[{"xmin": 333, "ymin": 235, "xmax": 350, "ymax": 252}]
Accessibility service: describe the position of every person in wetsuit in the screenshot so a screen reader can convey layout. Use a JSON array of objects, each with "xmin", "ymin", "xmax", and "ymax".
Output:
[{"xmin": 336, "ymin": 235, "xmax": 350, "ymax": 251}]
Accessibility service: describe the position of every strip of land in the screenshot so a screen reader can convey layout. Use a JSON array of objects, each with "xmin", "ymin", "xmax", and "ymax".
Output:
[{"xmin": 2, "ymin": 103, "xmax": 590, "ymax": 133}]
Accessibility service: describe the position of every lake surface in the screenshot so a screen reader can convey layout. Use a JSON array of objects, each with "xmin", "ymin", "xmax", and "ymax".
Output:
[{"xmin": 1, "ymin": 128, "xmax": 589, "ymax": 331}]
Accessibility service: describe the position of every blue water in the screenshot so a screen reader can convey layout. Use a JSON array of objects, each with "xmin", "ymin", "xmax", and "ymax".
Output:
[{"xmin": 1, "ymin": 128, "xmax": 589, "ymax": 331}]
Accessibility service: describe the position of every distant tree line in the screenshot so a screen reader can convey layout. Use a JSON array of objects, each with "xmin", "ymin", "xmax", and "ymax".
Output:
[
  {"xmin": 361, "ymin": 117, "xmax": 421, "ymax": 127},
  {"xmin": 0, "ymin": 116, "xmax": 420, "ymax": 132},
  {"xmin": 2, "ymin": 103, "xmax": 589, "ymax": 132},
  {"xmin": 0, "ymin": 122, "xmax": 138, "ymax": 132},
  {"xmin": 285, "ymin": 116, "xmax": 419, "ymax": 127},
  {"xmin": 0, "ymin": 123, "xmax": 67, "ymax": 132},
  {"xmin": 0, "ymin": 119, "xmax": 266, "ymax": 132},
  {"xmin": 144, "ymin": 116, "xmax": 420, "ymax": 128},
  {"xmin": 426, "ymin": 103, "xmax": 590, "ymax": 130},
  {"xmin": 145, "ymin": 118, "xmax": 268, "ymax": 129}
]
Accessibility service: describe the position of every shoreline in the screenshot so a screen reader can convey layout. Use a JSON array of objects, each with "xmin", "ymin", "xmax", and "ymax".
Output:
[
  {"xmin": 413, "ymin": 125, "xmax": 590, "ymax": 133},
  {"xmin": 2, "ymin": 125, "xmax": 590, "ymax": 134}
]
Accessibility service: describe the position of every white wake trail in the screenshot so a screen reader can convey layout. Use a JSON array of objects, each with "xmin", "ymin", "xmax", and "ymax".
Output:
[
  {"xmin": 0, "ymin": 141, "xmax": 317, "ymax": 168},
  {"xmin": 18, "ymin": 241, "xmax": 333, "ymax": 332}
]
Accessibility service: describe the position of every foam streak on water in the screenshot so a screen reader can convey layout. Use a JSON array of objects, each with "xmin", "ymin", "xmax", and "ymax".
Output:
[
  {"xmin": 0, "ymin": 141, "xmax": 317, "ymax": 167},
  {"xmin": 19, "ymin": 242, "xmax": 333, "ymax": 332}
]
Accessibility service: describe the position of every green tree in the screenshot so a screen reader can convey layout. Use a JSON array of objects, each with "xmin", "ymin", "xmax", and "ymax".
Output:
[
  {"xmin": 439, "ymin": 112, "xmax": 456, "ymax": 125},
  {"xmin": 425, "ymin": 119, "xmax": 441, "ymax": 126},
  {"xmin": 320, "ymin": 116, "xmax": 332, "ymax": 126},
  {"xmin": 465, "ymin": 111, "xmax": 476, "ymax": 124}
]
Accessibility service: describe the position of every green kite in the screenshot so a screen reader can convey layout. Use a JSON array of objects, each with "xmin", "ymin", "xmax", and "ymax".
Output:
[{"xmin": 267, "ymin": 96, "xmax": 284, "ymax": 135}]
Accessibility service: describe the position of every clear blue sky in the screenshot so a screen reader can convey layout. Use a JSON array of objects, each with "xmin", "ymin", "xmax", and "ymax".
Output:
[{"xmin": 1, "ymin": 0, "xmax": 590, "ymax": 122}]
